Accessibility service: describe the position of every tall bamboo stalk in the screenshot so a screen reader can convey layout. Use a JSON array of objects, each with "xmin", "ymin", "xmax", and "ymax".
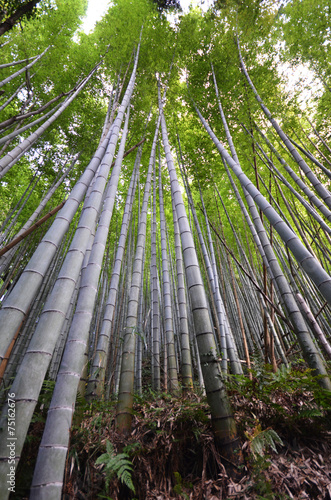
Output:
[
  {"xmin": 116, "ymin": 117, "xmax": 160, "ymax": 434},
  {"xmin": 159, "ymin": 86, "xmax": 239, "ymax": 458}
]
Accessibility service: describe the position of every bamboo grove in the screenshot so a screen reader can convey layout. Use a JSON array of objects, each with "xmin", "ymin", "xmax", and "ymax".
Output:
[{"xmin": 0, "ymin": 0, "xmax": 330, "ymax": 497}]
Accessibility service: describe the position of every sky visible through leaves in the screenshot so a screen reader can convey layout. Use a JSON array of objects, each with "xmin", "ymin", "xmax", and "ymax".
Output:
[{"xmin": 81, "ymin": 0, "xmax": 214, "ymax": 33}]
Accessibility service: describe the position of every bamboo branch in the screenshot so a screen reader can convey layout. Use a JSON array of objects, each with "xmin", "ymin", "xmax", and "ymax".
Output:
[
  {"xmin": 206, "ymin": 216, "xmax": 293, "ymax": 330},
  {"xmin": 0, "ymin": 201, "xmax": 65, "ymax": 257}
]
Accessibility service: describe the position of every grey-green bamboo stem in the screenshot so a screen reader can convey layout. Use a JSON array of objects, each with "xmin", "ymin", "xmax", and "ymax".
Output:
[
  {"xmin": 160, "ymin": 94, "xmax": 238, "ymax": 454},
  {"xmin": 159, "ymin": 160, "xmax": 179, "ymax": 392},
  {"xmin": 193, "ymin": 100, "xmax": 331, "ymax": 389},
  {"xmin": 116, "ymin": 117, "xmax": 160, "ymax": 434},
  {"xmin": 237, "ymin": 37, "xmax": 331, "ymax": 209}
]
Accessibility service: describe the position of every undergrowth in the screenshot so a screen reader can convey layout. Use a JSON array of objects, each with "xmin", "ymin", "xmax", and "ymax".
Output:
[
  {"xmin": 225, "ymin": 362, "xmax": 331, "ymax": 438},
  {"xmin": 12, "ymin": 365, "xmax": 331, "ymax": 499},
  {"xmin": 62, "ymin": 365, "xmax": 331, "ymax": 499}
]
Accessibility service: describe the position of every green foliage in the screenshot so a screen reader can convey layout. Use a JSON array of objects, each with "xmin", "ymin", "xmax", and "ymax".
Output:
[
  {"xmin": 280, "ymin": 0, "xmax": 331, "ymax": 69},
  {"xmin": 226, "ymin": 363, "xmax": 331, "ymax": 436},
  {"xmin": 0, "ymin": 0, "xmax": 310, "ymax": 270},
  {"xmin": 0, "ymin": 0, "xmax": 52, "ymax": 27},
  {"xmin": 37, "ymin": 379, "xmax": 55, "ymax": 407},
  {"xmin": 173, "ymin": 471, "xmax": 192, "ymax": 499},
  {"xmin": 95, "ymin": 440, "xmax": 135, "ymax": 494},
  {"xmin": 249, "ymin": 453, "xmax": 274, "ymax": 500},
  {"xmin": 244, "ymin": 421, "xmax": 288, "ymax": 500},
  {"xmin": 245, "ymin": 423, "xmax": 283, "ymax": 458},
  {"xmin": 177, "ymin": 404, "xmax": 209, "ymax": 426},
  {"xmin": 1, "ymin": 1, "xmax": 331, "ymax": 497},
  {"xmin": 122, "ymin": 442, "xmax": 142, "ymax": 456},
  {"xmin": 31, "ymin": 379, "xmax": 55, "ymax": 423},
  {"xmin": 277, "ymin": 0, "xmax": 331, "ymax": 133},
  {"xmin": 228, "ymin": 362, "xmax": 330, "ymax": 401}
]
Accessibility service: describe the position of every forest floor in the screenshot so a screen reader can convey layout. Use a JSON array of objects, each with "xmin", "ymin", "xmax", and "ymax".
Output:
[{"xmin": 15, "ymin": 367, "xmax": 331, "ymax": 499}]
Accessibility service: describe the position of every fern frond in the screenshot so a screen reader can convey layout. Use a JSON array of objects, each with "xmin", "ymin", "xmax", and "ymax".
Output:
[
  {"xmin": 112, "ymin": 452, "xmax": 131, "ymax": 462},
  {"xmin": 118, "ymin": 462, "xmax": 134, "ymax": 474},
  {"xmin": 95, "ymin": 440, "xmax": 135, "ymax": 493},
  {"xmin": 263, "ymin": 429, "xmax": 283, "ymax": 453},
  {"xmin": 249, "ymin": 427, "xmax": 283, "ymax": 457},
  {"xmin": 119, "ymin": 469, "xmax": 135, "ymax": 492},
  {"xmin": 297, "ymin": 407, "xmax": 324, "ymax": 418},
  {"xmin": 106, "ymin": 440, "xmax": 114, "ymax": 454},
  {"xmin": 96, "ymin": 453, "xmax": 110, "ymax": 466}
]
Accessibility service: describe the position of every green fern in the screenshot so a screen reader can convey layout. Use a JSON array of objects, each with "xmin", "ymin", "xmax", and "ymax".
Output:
[
  {"xmin": 297, "ymin": 407, "xmax": 324, "ymax": 419},
  {"xmin": 96, "ymin": 440, "xmax": 135, "ymax": 493},
  {"xmin": 32, "ymin": 379, "xmax": 56, "ymax": 422},
  {"xmin": 245, "ymin": 424, "xmax": 283, "ymax": 458},
  {"xmin": 39, "ymin": 379, "xmax": 56, "ymax": 409}
]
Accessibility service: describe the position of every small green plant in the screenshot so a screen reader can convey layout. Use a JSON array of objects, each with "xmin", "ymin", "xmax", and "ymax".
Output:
[
  {"xmin": 91, "ymin": 413, "xmax": 103, "ymax": 429},
  {"xmin": 123, "ymin": 442, "xmax": 142, "ymax": 456},
  {"xmin": 173, "ymin": 471, "xmax": 191, "ymax": 499},
  {"xmin": 245, "ymin": 424, "xmax": 284, "ymax": 499},
  {"xmin": 250, "ymin": 454, "xmax": 274, "ymax": 499},
  {"xmin": 31, "ymin": 379, "xmax": 55, "ymax": 423},
  {"xmin": 95, "ymin": 440, "xmax": 135, "ymax": 494},
  {"xmin": 297, "ymin": 407, "xmax": 324, "ymax": 419},
  {"xmin": 38, "ymin": 379, "xmax": 55, "ymax": 408},
  {"xmin": 225, "ymin": 363, "xmax": 331, "ymax": 420},
  {"xmin": 245, "ymin": 424, "xmax": 283, "ymax": 458}
]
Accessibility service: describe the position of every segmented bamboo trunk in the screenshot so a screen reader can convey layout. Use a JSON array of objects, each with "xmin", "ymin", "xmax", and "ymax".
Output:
[
  {"xmin": 0, "ymin": 55, "xmax": 39, "ymax": 70},
  {"xmin": 0, "ymin": 157, "xmax": 77, "ymax": 276},
  {"xmin": 0, "ymin": 53, "xmax": 140, "ymax": 364},
  {"xmin": 116, "ymin": 117, "xmax": 160, "ymax": 434},
  {"xmin": 252, "ymin": 125, "xmax": 331, "ymax": 233},
  {"xmin": 193, "ymin": 101, "xmax": 331, "ymax": 307},
  {"xmin": 237, "ymin": 37, "xmax": 331, "ymax": 210},
  {"xmin": 0, "ymin": 52, "xmax": 140, "ymax": 494},
  {"xmin": 288, "ymin": 136, "xmax": 331, "ymax": 181},
  {"xmin": 179, "ymin": 162, "xmax": 228, "ymax": 369},
  {"xmin": 0, "ymin": 60, "xmax": 101, "ymax": 177},
  {"xmin": 159, "ymin": 162, "xmax": 179, "ymax": 392},
  {"xmin": 29, "ymin": 108, "xmax": 131, "ymax": 499},
  {"xmin": 0, "ymin": 131, "xmax": 110, "ymax": 362},
  {"xmin": 0, "ymin": 82, "xmax": 25, "ymax": 113},
  {"xmin": 0, "ymin": 102, "xmax": 64, "ymax": 149},
  {"xmin": 159, "ymin": 95, "xmax": 239, "ymax": 457},
  {"xmin": 135, "ymin": 248, "xmax": 146, "ymax": 394},
  {"xmin": 172, "ymin": 203, "xmax": 194, "ymax": 389},
  {"xmin": 86, "ymin": 154, "xmax": 140, "ymax": 399},
  {"xmin": 0, "ymin": 46, "xmax": 50, "ymax": 89},
  {"xmin": 193, "ymin": 100, "xmax": 331, "ymax": 390},
  {"xmin": 151, "ymin": 160, "xmax": 161, "ymax": 391}
]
